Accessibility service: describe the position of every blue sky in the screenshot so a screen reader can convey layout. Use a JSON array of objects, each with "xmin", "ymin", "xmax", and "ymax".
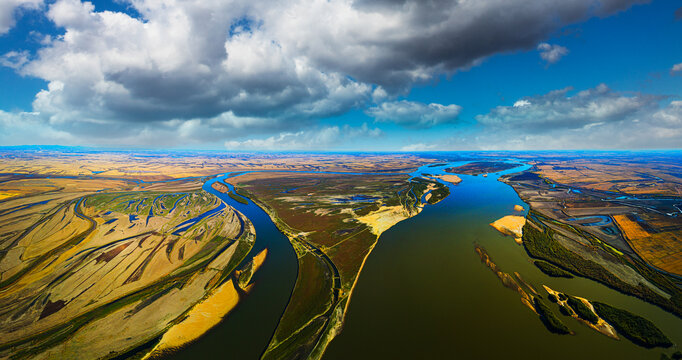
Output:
[{"xmin": 1, "ymin": 0, "xmax": 680, "ymax": 150}]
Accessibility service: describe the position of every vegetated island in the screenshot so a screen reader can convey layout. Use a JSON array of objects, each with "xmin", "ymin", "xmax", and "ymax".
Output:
[
  {"xmin": 474, "ymin": 245, "xmax": 572, "ymax": 334},
  {"xmin": 445, "ymin": 161, "xmax": 520, "ymax": 175},
  {"xmin": 476, "ymin": 244, "xmax": 672, "ymax": 347},
  {"xmin": 543, "ymin": 286, "xmax": 617, "ymax": 339},
  {"xmin": 534, "ymin": 260, "xmax": 574, "ymax": 278},
  {"xmin": 592, "ymin": 302, "xmax": 673, "ymax": 348}
]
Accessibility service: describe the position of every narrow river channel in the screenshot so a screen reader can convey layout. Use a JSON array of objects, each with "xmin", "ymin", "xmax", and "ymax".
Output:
[{"xmin": 171, "ymin": 175, "xmax": 298, "ymax": 359}]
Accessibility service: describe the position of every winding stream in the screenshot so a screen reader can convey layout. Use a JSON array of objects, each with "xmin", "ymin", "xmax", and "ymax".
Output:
[{"xmin": 171, "ymin": 175, "xmax": 298, "ymax": 359}]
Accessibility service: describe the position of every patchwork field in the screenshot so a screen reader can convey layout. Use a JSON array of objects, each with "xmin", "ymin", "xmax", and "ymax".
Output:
[{"xmin": 613, "ymin": 214, "xmax": 682, "ymax": 276}]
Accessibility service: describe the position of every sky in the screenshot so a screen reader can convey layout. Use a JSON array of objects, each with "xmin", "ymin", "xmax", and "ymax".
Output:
[{"xmin": 0, "ymin": 0, "xmax": 680, "ymax": 151}]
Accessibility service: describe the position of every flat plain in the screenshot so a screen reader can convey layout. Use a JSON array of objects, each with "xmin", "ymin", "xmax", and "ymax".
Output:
[{"xmin": 0, "ymin": 149, "xmax": 680, "ymax": 360}]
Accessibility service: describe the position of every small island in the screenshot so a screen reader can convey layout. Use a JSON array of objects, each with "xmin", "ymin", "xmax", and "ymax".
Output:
[
  {"xmin": 445, "ymin": 161, "xmax": 520, "ymax": 175},
  {"xmin": 490, "ymin": 215, "xmax": 526, "ymax": 244}
]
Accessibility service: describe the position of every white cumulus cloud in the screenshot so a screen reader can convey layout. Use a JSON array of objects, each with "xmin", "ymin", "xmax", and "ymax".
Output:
[
  {"xmin": 367, "ymin": 100, "xmax": 462, "ymax": 128},
  {"xmin": 224, "ymin": 123, "xmax": 381, "ymax": 150},
  {"xmin": 0, "ymin": 0, "xmax": 42, "ymax": 35},
  {"xmin": 400, "ymin": 143, "xmax": 437, "ymax": 151},
  {"xmin": 476, "ymin": 84, "xmax": 658, "ymax": 131},
  {"xmin": 672, "ymin": 62, "xmax": 682, "ymax": 73},
  {"xmin": 537, "ymin": 43, "xmax": 569, "ymax": 64}
]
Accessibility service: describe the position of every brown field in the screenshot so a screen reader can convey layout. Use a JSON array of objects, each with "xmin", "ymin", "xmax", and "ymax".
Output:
[
  {"xmin": 614, "ymin": 214, "xmax": 682, "ymax": 276},
  {"xmin": 0, "ymin": 150, "xmax": 436, "ymax": 181},
  {"xmin": 530, "ymin": 156, "xmax": 682, "ymax": 196}
]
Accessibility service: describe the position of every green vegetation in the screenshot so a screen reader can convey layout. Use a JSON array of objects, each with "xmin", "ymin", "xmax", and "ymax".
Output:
[
  {"xmin": 566, "ymin": 296, "xmax": 598, "ymax": 324},
  {"xmin": 238, "ymin": 260, "xmax": 255, "ymax": 289},
  {"xmin": 427, "ymin": 184, "xmax": 450, "ymax": 204},
  {"xmin": 410, "ymin": 177, "xmax": 450, "ymax": 205},
  {"xmin": 353, "ymin": 203, "xmax": 380, "ymax": 216},
  {"xmin": 228, "ymin": 191, "xmax": 249, "ymax": 204},
  {"xmin": 592, "ymin": 302, "xmax": 672, "ymax": 348},
  {"xmin": 523, "ymin": 222, "xmax": 611, "ymax": 280},
  {"xmin": 558, "ymin": 305, "xmax": 572, "ymax": 316},
  {"xmin": 534, "ymin": 260, "xmax": 574, "ymax": 278},
  {"xmin": 534, "ymin": 297, "xmax": 571, "ymax": 335},
  {"xmin": 263, "ymin": 250, "xmax": 334, "ymax": 359}
]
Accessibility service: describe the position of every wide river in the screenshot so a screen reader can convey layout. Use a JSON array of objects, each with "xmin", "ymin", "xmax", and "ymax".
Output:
[{"xmin": 173, "ymin": 162, "xmax": 681, "ymax": 359}]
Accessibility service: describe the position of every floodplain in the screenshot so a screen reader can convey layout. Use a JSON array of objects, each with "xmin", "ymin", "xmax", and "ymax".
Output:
[{"xmin": 0, "ymin": 149, "xmax": 680, "ymax": 360}]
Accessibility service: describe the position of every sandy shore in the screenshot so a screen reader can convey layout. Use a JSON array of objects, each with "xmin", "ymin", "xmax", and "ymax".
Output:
[
  {"xmin": 356, "ymin": 205, "xmax": 416, "ymax": 236},
  {"xmin": 490, "ymin": 215, "xmax": 526, "ymax": 244},
  {"xmin": 430, "ymin": 174, "xmax": 462, "ymax": 185},
  {"xmin": 514, "ymin": 204, "xmax": 524, "ymax": 212},
  {"xmin": 143, "ymin": 279, "xmax": 240, "ymax": 359}
]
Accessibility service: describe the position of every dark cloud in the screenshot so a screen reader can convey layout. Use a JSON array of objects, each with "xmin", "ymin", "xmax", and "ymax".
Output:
[{"xmin": 306, "ymin": 0, "xmax": 647, "ymax": 89}]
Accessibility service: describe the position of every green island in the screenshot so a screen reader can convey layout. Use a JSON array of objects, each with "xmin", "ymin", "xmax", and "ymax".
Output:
[
  {"xmin": 592, "ymin": 302, "xmax": 673, "ymax": 348},
  {"xmin": 534, "ymin": 297, "xmax": 572, "ymax": 335},
  {"xmin": 566, "ymin": 295, "xmax": 598, "ymax": 324},
  {"xmin": 534, "ymin": 260, "xmax": 574, "ymax": 278}
]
